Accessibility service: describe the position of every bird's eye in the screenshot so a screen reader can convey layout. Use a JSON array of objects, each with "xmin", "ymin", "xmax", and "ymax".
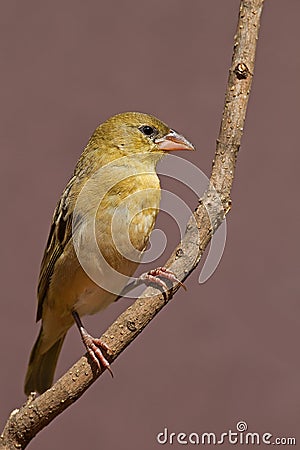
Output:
[{"xmin": 139, "ymin": 125, "xmax": 158, "ymax": 138}]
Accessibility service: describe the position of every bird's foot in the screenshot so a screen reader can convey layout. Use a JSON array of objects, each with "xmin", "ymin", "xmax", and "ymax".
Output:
[
  {"xmin": 118, "ymin": 267, "xmax": 186, "ymax": 298},
  {"xmin": 139, "ymin": 267, "xmax": 187, "ymax": 292},
  {"xmin": 80, "ymin": 328, "xmax": 113, "ymax": 377},
  {"xmin": 72, "ymin": 310, "xmax": 113, "ymax": 377}
]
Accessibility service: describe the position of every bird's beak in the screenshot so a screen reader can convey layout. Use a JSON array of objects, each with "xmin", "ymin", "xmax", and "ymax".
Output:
[{"xmin": 155, "ymin": 129, "xmax": 195, "ymax": 152}]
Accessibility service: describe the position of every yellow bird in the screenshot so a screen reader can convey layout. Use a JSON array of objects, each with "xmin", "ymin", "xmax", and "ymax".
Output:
[{"xmin": 24, "ymin": 112, "xmax": 195, "ymax": 395}]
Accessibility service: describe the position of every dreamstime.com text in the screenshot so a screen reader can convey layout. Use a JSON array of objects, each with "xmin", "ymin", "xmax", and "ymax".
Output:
[{"xmin": 156, "ymin": 421, "xmax": 296, "ymax": 446}]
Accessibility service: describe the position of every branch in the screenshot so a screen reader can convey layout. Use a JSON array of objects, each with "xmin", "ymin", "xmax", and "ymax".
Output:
[{"xmin": 0, "ymin": 1, "xmax": 264, "ymax": 448}]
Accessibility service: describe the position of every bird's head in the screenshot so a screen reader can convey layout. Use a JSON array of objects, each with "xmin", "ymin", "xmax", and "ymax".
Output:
[{"xmin": 88, "ymin": 112, "xmax": 195, "ymax": 162}]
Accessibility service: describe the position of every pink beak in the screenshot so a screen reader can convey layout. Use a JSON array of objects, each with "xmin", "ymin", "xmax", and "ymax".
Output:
[{"xmin": 155, "ymin": 129, "xmax": 195, "ymax": 152}]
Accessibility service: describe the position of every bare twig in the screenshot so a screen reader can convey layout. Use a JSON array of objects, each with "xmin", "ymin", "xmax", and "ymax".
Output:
[{"xmin": 0, "ymin": 1, "xmax": 264, "ymax": 448}]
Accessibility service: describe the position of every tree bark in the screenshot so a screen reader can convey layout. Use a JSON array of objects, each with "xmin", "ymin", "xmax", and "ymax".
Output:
[{"xmin": 0, "ymin": 1, "xmax": 265, "ymax": 448}]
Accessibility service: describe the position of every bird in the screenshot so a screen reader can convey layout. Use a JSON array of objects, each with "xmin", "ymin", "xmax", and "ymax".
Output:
[{"xmin": 24, "ymin": 112, "xmax": 195, "ymax": 395}]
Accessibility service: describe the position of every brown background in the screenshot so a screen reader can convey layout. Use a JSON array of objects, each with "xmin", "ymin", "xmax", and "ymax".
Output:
[{"xmin": 1, "ymin": 1, "xmax": 299, "ymax": 449}]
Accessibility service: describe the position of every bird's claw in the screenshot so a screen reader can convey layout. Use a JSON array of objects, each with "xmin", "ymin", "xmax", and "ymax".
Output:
[
  {"xmin": 81, "ymin": 331, "xmax": 113, "ymax": 377},
  {"xmin": 139, "ymin": 266, "xmax": 186, "ymax": 292}
]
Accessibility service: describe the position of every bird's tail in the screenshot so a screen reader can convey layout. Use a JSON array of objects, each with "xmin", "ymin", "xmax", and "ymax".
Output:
[{"xmin": 24, "ymin": 327, "xmax": 66, "ymax": 395}]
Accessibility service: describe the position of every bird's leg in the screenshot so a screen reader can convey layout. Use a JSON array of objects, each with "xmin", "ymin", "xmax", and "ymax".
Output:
[
  {"xmin": 119, "ymin": 266, "xmax": 186, "ymax": 297},
  {"xmin": 72, "ymin": 310, "xmax": 113, "ymax": 377}
]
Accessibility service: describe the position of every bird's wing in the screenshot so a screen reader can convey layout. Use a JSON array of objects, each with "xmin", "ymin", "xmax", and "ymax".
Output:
[{"xmin": 36, "ymin": 177, "xmax": 76, "ymax": 321}]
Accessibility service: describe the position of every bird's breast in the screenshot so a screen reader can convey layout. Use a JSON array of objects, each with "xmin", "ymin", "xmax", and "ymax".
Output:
[{"xmin": 96, "ymin": 172, "xmax": 161, "ymax": 269}]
